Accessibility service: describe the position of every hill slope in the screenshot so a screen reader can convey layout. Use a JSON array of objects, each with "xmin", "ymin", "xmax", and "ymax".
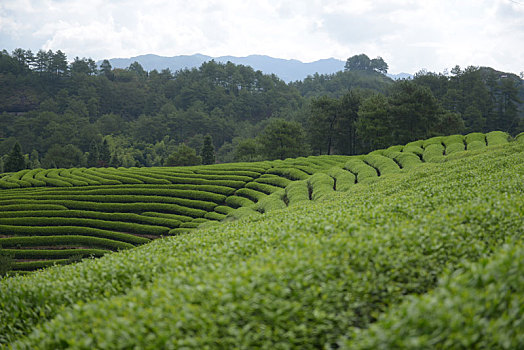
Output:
[{"xmin": 0, "ymin": 132, "xmax": 523, "ymax": 348}]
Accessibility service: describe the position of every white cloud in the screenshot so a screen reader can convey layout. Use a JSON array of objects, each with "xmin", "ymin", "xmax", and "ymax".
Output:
[{"xmin": 0, "ymin": 0, "xmax": 523, "ymax": 74}]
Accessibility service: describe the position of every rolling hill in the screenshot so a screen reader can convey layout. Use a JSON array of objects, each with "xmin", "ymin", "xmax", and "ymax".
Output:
[{"xmin": 0, "ymin": 130, "xmax": 523, "ymax": 348}]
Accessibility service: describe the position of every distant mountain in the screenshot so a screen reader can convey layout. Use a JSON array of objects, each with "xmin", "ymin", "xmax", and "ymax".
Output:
[{"xmin": 102, "ymin": 54, "xmax": 411, "ymax": 82}]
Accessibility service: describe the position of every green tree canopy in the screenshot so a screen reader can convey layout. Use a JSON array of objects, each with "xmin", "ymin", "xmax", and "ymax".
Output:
[
  {"xmin": 258, "ymin": 118, "xmax": 308, "ymax": 160},
  {"xmin": 201, "ymin": 134, "xmax": 216, "ymax": 165},
  {"xmin": 164, "ymin": 144, "xmax": 201, "ymax": 166},
  {"xmin": 4, "ymin": 142, "xmax": 25, "ymax": 172}
]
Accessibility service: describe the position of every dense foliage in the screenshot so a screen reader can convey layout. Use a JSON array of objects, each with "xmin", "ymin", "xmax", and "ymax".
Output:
[
  {"xmin": 0, "ymin": 138, "xmax": 522, "ymax": 348},
  {"xmin": 0, "ymin": 49, "xmax": 522, "ymax": 171}
]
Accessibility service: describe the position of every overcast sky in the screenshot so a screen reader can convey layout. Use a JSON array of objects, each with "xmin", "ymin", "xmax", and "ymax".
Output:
[{"xmin": 1, "ymin": 0, "xmax": 523, "ymax": 74}]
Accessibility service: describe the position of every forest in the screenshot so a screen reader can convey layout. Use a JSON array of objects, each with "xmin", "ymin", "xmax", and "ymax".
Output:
[{"xmin": 0, "ymin": 49, "xmax": 522, "ymax": 172}]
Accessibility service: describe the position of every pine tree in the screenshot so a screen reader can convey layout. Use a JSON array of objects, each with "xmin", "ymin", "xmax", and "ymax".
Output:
[
  {"xmin": 99, "ymin": 139, "xmax": 111, "ymax": 167},
  {"xmin": 201, "ymin": 135, "xmax": 215, "ymax": 165},
  {"xmin": 87, "ymin": 140, "xmax": 100, "ymax": 167},
  {"xmin": 4, "ymin": 142, "xmax": 25, "ymax": 172}
]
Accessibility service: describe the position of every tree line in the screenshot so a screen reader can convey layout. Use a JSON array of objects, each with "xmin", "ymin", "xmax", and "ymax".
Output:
[{"xmin": 0, "ymin": 49, "xmax": 522, "ymax": 172}]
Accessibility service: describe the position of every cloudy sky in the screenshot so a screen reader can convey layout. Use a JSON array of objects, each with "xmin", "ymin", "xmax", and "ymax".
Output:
[{"xmin": 1, "ymin": 0, "xmax": 523, "ymax": 74}]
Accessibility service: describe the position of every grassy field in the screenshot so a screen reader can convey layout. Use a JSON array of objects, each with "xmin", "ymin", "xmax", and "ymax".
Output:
[{"xmin": 0, "ymin": 131, "xmax": 523, "ymax": 348}]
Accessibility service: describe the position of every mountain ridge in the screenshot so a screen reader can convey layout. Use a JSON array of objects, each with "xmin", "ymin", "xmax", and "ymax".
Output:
[{"xmin": 102, "ymin": 53, "xmax": 412, "ymax": 82}]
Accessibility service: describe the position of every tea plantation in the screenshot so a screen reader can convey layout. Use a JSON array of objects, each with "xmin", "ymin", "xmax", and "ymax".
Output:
[{"xmin": 0, "ymin": 130, "xmax": 523, "ymax": 349}]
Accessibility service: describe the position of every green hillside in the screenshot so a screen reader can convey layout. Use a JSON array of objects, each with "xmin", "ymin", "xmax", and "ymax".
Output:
[
  {"xmin": 0, "ymin": 131, "xmax": 514, "ymax": 274},
  {"xmin": 0, "ymin": 131, "xmax": 523, "ymax": 348}
]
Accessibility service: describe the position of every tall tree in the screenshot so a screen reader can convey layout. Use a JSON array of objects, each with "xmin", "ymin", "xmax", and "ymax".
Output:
[
  {"xmin": 4, "ymin": 142, "xmax": 25, "ymax": 172},
  {"xmin": 201, "ymin": 134, "xmax": 216, "ymax": 165},
  {"xmin": 258, "ymin": 118, "xmax": 308, "ymax": 160},
  {"xmin": 355, "ymin": 94, "xmax": 393, "ymax": 152},
  {"xmin": 308, "ymin": 96, "xmax": 339, "ymax": 155}
]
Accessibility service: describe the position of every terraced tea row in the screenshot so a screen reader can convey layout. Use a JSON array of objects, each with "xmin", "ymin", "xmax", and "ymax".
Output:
[
  {"xmin": 1, "ymin": 140, "xmax": 522, "ymax": 348},
  {"xmin": 0, "ymin": 131, "xmax": 516, "ymax": 272}
]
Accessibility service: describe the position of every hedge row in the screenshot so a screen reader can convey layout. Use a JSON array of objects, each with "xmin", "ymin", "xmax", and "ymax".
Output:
[
  {"xmin": 35, "ymin": 170, "xmax": 73, "ymax": 187},
  {"xmin": 11, "ymin": 259, "xmax": 70, "ymax": 271},
  {"xmin": 308, "ymin": 173, "xmax": 335, "ymax": 201},
  {"xmin": 2, "ymin": 248, "xmax": 108, "ymax": 260},
  {"xmin": 141, "ymin": 212, "xmax": 193, "ymax": 222},
  {"xmin": 191, "ymin": 170, "xmax": 261, "ymax": 178},
  {"xmin": 326, "ymin": 167, "xmax": 356, "ymax": 192},
  {"xmin": 75, "ymin": 169, "xmax": 122, "ymax": 185},
  {"xmin": 392, "ymin": 152, "xmax": 422, "ymax": 170},
  {"xmin": 254, "ymin": 175, "xmax": 292, "ymax": 188},
  {"xmin": 225, "ymin": 195, "xmax": 255, "ymax": 209},
  {"xmin": 422, "ymin": 143, "xmax": 445, "ymax": 162},
  {"xmin": 253, "ymin": 189, "xmax": 287, "ymax": 213},
  {"xmin": 285, "ymin": 180, "xmax": 310, "ymax": 206},
  {"xmin": 343, "ymin": 159, "xmax": 378, "ymax": 183},
  {"xmin": 467, "ymin": 140, "xmax": 487, "ymax": 151},
  {"xmin": 0, "ymin": 200, "xmax": 208, "ymax": 218},
  {"xmin": 441, "ymin": 134, "xmax": 464, "ymax": 147},
  {"xmin": 14, "ymin": 187, "xmax": 227, "ymax": 203},
  {"xmin": 48, "ymin": 169, "xmax": 87, "ymax": 186},
  {"xmin": 0, "ymin": 225, "xmax": 149, "ymax": 245},
  {"xmin": 86, "ymin": 169, "xmax": 144, "ymax": 184},
  {"xmin": 0, "ymin": 217, "xmax": 170, "ymax": 236},
  {"xmin": 59, "ymin": 169, "xmax": 100, "ymax": 185},
  {"xmin": 363, "ymin": 155, "xmax": 401, "ymax": 175},
  {"xmin": 422, "ymin": 136, "xmax": 444, "ymax": 148},
  {"xmin": 0, "ymin": 210, "xmax": 181, "ymax": 229},
  {"xmin": 244, "ymin": 181, "xmax": 283, "ymax": 195},
  {"xmin": 97, "ymin": 169, "xmax": 172, "ymax": 184},
  {"xmin": 20, "ymin": 169, "xmax": 46, "ymax": 187},
  {"xmin": 445, "ymin": 142, "xmax": 465, "ymax": 154},
  {"xmin": 486, "ymin": 130, "xmax": 509, "ymax": 146},
  {"xmin": 0, "ymin": 235, "xmax": 135, "ymax": 250},
  {"xmin": 0, "ymin": 204, "xmax": 68, "ymax": 211},
  {"xmin": 213, "ymin": 205, "xmax": 235, "ymax": 215},
  {"xmin": 204, "ymin": 211, "xmax": 227, "ymax": 221},
  {"xmin": 266, "ymin": 167, "xmax": 310, "ymax": 180},
  {"xmin": 515, "ymin": 131, "xmax": 524, "ymax": 143},
  {"xmin": 402, "ymin": 144, "xmax": 424, "ymax": 156},
  {"xmin": 465, "ymin": 132, "xmax": 486, "ymax": 145},
  {"xmin": 235, "ymin": 188, "xmax": 267, "ymax": 202}
]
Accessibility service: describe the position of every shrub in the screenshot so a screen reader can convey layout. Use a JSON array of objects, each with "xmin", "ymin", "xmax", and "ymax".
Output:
[
  {"xmin": 225, "ymin": 196, "xmax": 255, "ymax": 209},
  {"xmin": 486, "ymin": 130, "xmax": 509, "ymax": 146},
  {"xmin": 235, "ymin": 188, "xmax": 267, "ymax": 202},
  {"xmin": 204, "ymin": 211, "xmax": 227, "ymax": 221},
  {"xmin": 343, "ymin": 159, "xmax": 378, "ymax": 182},
  {"xmin": 515, "ymin": 131, "xmax": 524, "ymax": 143},
  {"xmin": 393, "ymin": 152, "xmax": 422, "ymax": 170},
  {"xmin": 286, "ymin": 180, "xmax": 310, "ymax": 206},
  {"xmin": 467, "ymin": 140, "xmax": 486, "ymax": 151},
  {"xmin": 422, "ymin": 136, "xmax": 444, "ymax": 148},
  {"xmin": 254, "ymin": 190, "xmax": 287, "ymax": 213},
  {"xmin": 445, "ymin": 142, "xmax": 465, "ymax": 154},
  {"xmin": 245, "ymin": 181, "xmax": 282, "ymax": 195},
  {"xmin": 266, "ymin": 167, "xmax": 310, "ymax": 180},
  {"xmin": 326, "ymin": 167, "xmax": 355, "ymax": 192},
  {"xmin": 363, "ymin": 155, "xmax": 401, "ymax": 175},
  {"xmin": 254, "ymin": 175, "xmax": 292, "ymax": 188},
  {"xmin": 465, "ymin": 132, "xmax": 486, "ymax": 145},
  {"xmin": 442, "ymin": 134, "xmax": 464, "ymax": 147},
  {"xmin": 308, "ymin": 173, "xmax": 335, "ymax": 201},
  {"xmin": 422, "ymin": 143, "xmax": 445, "ymax": 162}
]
